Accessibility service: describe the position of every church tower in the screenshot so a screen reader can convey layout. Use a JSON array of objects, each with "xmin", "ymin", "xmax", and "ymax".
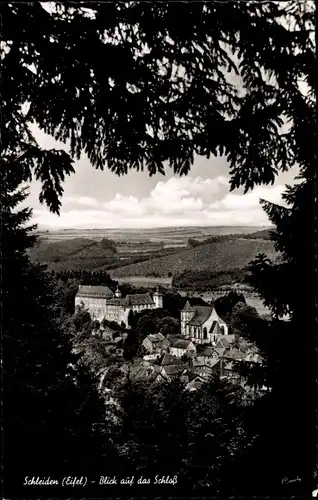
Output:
[
  {"xmin": 115, "ymin": 286, "xmax": 122, "ymax": 298},
  {"xmin": 181, "ymin": 300, "xmax": 194, "ymax": 337},
  {"xmin": 153, "ymin": 286, "xmax": 163, "ymax": 309}
]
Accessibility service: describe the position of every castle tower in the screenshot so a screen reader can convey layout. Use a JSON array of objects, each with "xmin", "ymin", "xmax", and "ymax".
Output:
[
  {"xmin": 153, "ymin": 286, "xmax": 163, "ymax": 309},
  {"xmin": 115, "ymin": 286, "xmax": 122, "ymax": 298}
]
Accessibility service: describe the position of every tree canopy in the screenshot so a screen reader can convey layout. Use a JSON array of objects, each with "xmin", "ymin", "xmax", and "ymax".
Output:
[
  {"xmin": 1, "ymin": 1, "xmax": 315, "ymax": 213},
  {"xmin": 1, "ymin": 1, "xmax": 316, "ymax": 497}
]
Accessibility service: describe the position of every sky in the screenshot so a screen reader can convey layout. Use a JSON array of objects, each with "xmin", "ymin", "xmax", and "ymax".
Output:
[
  {"xmin": 22, "ymin": 1, "xmax": 312, "ymax": 230},
  {"xmin": 26, "ymin": 124, "xmax": 299, "ymax": 229},
  {"xmin": 26, "ymin": 1, "xmax": 305, "ymax": 230}
]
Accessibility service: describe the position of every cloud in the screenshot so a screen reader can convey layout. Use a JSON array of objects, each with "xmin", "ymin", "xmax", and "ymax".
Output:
[
  {"xmin": 31, "ymin": 175, "xmax": 288, "ymax": 228},
  {"xmin": 64, "ymin": 196, "xmax": 99, "ymax": 207},
  {"xmin": 209, "ymin": 184, "xmax": 285, "ymax": 211}
]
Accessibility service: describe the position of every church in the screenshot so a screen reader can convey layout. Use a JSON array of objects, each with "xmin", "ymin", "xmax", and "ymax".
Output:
[
  {"xmin": 75, "ymin": 284, "xmax": 163, "ymax": 326},
  {"xmin": 180, "ymin": 301, "xmax": 228, "ymax": 345}
]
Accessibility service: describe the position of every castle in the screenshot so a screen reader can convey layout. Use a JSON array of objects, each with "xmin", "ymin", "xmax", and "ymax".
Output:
[
  {"xmin": 75, "ymin": 285, "xmax": 163, "ymax": 326},
  {"xmin": 180, "ymin": 301, "xmax": 228, "ymax": 345}
]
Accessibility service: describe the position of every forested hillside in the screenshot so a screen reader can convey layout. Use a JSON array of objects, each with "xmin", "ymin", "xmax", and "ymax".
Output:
[{"xmin": 110, "ymin": 238, "xmax": 277, "ymax": 278}]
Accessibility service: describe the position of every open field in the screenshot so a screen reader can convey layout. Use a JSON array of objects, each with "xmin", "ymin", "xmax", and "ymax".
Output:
[
  {"xmin": 37, "ymin": 225, "xmax": 271, "ymax": 244},
  {"xmin": 30, "ymin": 226, "xmax": 276, "ymax": 288}
]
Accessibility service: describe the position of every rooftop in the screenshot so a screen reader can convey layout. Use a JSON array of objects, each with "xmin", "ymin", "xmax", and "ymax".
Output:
[
  {"xmin": 172, "ymin": 339, "xmax": 195, "ymax": 349},
  {"xmin": 107, "ymin": 293, "xmax": 154, "ymax": 307},
  {"xmin": 187, "ymin": 306, "xmax": 214, "ymax": 326},
  {"xmin": 77, "ymin": 285, "xmax": 114, "ymax": 298},
  {"xmin": 147, "ymin": 333, "xmax": 165, "ymax": 343}
]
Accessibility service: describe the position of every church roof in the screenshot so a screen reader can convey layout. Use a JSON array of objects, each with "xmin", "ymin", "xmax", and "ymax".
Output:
[
  {"xmin": 183, "ymin": 300, "xmax": 193, "ymax": 312},
  {"xmin": 77, "ymin": 285, "xmax": 114, "ymax": 298},
  {"xmin": 210, "ymin": 321, "xmax": 223, "ymax": 335},
  {"xmin": 187, "ymin": 306, "xmax": 214, "ymax": 326}
]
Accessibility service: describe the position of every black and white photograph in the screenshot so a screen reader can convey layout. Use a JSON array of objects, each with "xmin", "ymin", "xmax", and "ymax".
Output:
[{"xmin": 1, "ymin": 1, "xmax": 316, "ymax": 498}]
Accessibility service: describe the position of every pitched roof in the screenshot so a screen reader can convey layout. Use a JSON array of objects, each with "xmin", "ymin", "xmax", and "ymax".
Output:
[
  {"xmin": 192, "ymin": 357, "xmax": 220, "ymax": 368},
  {"xmin": 224, "ymin": 348, "xmax": 245, "ymax": 361},
  {"xmin": 147, "ymin": 333, "xmax": 165, "ymax": 343},
  {"xmin": 213, "ymin": 347, "xmax": 226, "ymax": 357},
  {"xmin": 107, "ymin": 293, "xmax": 154, "ymax": 307},
  {"xmin": 210, "ymin": 321, "xmax": 223, "ymax": 335},
  {"xmin": 215, "ymin": 338, "xmax": 230, "ymax": 349},
  {"xmin": 187, "ymin": 306, "xmax": 214, "ymax": 326},
  {"xmin": 163, "ymin": 364, "xmax": 187, "ymax": 376},
  {"xmin": 77, "ymin": 285, "xmax": 114, "ymax": 298},
  {"xmin": 200, "ymin": 346, "xmax": 217, "ymax": 357},
  {"xmin": 172, "ymin": 339, "xmax": 195, "ymax": 349},
  {"xmin": 166, "ymin": 334, "xmax": 182, "ymax": 342},
  {"xmin": 183, "ymin": 300, "xmax": 193, "ymax": 312},
  {"xmin": 215, "ymin": 335, "xmax": 235, "ymax": 349},
  {"xmin": 160, "ymin": 353, "xmax": 183, "ymax": 366},
  {"xmin": 187, "ymin": 371, "xmax": 204, "ymax": 382},
  {"xmin": 125, "ymin": 293, "xmax": 154, "ymax": 306},
  {"xmin": 244, "ymin": 353, "xmax": 264, "ymax": 364}
]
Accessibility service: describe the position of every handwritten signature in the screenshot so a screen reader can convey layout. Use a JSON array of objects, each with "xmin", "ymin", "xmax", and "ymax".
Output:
[{"xmin": 281, "ymin": 476, "xmax": 301, "ymax": 485}]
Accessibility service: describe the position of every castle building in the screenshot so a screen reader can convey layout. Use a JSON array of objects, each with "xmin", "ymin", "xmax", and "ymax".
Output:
[
  {"xmin": 75, "ymin": 285, "xmax": 163, "ymax": 326},
  {"xmin": 75, "ymin": 285, "xmax": 114, "ymax": 321},
  {"xmin": 180, "ymin": 301, "xmax": 229, "ymax": 345}
]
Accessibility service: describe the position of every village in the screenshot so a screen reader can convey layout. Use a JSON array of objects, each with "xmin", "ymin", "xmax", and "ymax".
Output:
[{"xmin": 74, "ymin": 284, "xmax": 266, "ymax": 399}]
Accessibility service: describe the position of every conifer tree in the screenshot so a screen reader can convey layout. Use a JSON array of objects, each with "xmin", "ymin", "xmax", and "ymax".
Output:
[{"xmin": 1, "ymin": 168, "xmax": 108, "ymax": 498}]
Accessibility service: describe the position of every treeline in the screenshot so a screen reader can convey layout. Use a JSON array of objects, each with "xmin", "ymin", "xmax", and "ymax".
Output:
[
  {"xmin": 173, "ymin": 268, "xmax": 248, "ymax": 289},
  {"xmin": 30, "ymin": 237, "xmax": 180, "ymax": 273},
  {"xmin": 187, "ymin": 229, "xmax": 274, "ymax": 249},
  {"xmin": 51, "ymin": 269, "xmax": 118, "ymax": 288}
]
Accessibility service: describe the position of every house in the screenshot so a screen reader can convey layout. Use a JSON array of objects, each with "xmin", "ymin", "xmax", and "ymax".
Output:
[
  {"xmin": 191, "ymin": 357, "xmax": 221, "ymax": 379},
  {"xmin": 146, "ymin": 365, "xmax": 168, "ymax": 384},
  {"xmin": 222, "ymin": 361, "xmax": 241, "ymax": 381},
  {"xmin": 143, "ymin": 353, "xmax": 161, "ymax": 362},
  {"xmin": 199, "ymin": 346, "xmax": 221, "ymax": 359},
  {"xmin": 142, "ymin": 333, "xmax": 165, "ymax": 354},
  {"xmin": 180, "ymin": 301, "xmax": 229, "ymax": 344},
  {"xmin": 223, "ymin": 347, "xmax": 245, "ymax": 361},
  {"xmin": 244, "ymin": 352, "xmax": 264, "ymax": 364},
  {"xmin": 170, "ymin": 339, "xmax": 196, "ymax": 358},
  {"xmin": 214, "ymin": 334, "xmax": 235, "ymax": 350},
  {"xmin": 75, "ymin": 285, "xmax": 114, "ymax": 321},
  {"xmin": 160, "ymin": 352, "xmax": 183, "ymax": 366},
  {"xmin": 104, "ymin": 287, "xmax": 163, "ymax": 326},
  {"xmin": 99, "ymin": 326, "xmax": 114, "ymax": 342},
  {"xmin": 185, "ymin": 374, "xmax": 206, "ymax": 392},
  {"xmin": 161, "ymin": 364, "xmax": 188, "ymax": 381}
]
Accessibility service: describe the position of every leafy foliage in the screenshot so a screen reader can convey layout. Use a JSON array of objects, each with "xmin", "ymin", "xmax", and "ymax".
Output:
[
  {"xmin": 113, "ymin": 376, "xmax": 252, "ymax": 495},
  {"xmin": 1, "ymin": 2, "xmax": 315, "ymax": 212},
  {"xmin": 214, "ymin": 291, "xmax": 247, "ymax": 321}
]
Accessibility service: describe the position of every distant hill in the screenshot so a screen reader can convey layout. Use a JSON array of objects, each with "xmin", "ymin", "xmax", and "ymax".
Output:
[
  {"xmin": 28, "ymin": 228, "xmax": 277, "ymax": 282},
  {"xmin": 109, "ymin": 237, "xmax": 277, "ymax": 279},
  {"xmin": 29, "ymin": 237, "xmax": 118, "ymax": 270}
]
